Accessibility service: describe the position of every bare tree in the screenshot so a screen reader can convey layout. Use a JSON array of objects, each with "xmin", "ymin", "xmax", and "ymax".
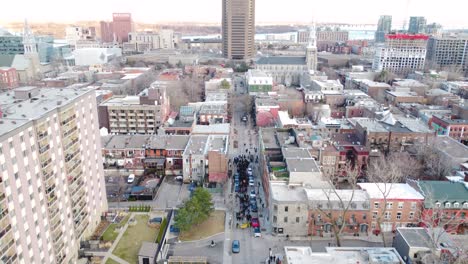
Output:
[
  {"xmin": 366, "ymin": 154, "xmax": 405, "ymax": 247},
  {"xmin": 312, "ymin": 163, "xmax": 361, "ymax": 247},
  {"xmin": 414, "ymin": 144, "xmax": 452, "ymax": 181}
]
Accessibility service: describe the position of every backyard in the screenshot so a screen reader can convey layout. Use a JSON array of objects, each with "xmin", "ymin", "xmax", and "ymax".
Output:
[
  {"xmin": 102, "ymin": 214, "xmax": 130, "ymax": 242},
  {"xmin": 179, "ymin": 210, "xmax": 225, "ymax": 241},
  {"xmin": 105, "ymin": 259, "xmax": 120, "ymax": 264},
  {"xmin": 112, "ymin": 214, "xmax": 159, "ymax": 263}
]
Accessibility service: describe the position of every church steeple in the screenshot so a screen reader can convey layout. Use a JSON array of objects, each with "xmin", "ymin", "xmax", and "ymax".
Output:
[
  {"xmin": 306, "ymin": 20, "xmax": 318, "ymax": 72},
  {"xmin": 307, "ymin": 20, "xmax": 317, "ymax": 49},
  {"xmin": 23, "ymin": 19, "xmax": 37, "ymax": 54}
]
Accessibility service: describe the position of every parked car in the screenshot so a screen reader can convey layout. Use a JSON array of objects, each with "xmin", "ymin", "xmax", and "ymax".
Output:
[
  {"xmin": 127, "ymin": 174, "xmax": 135, "ymax": 184},
  {"xmin": 170, "ymin": 225, "xmax": 180, "ymax": 233},
  {"xmin": 251, "ymin": 218, "xmax": 260, "ymax": 228},
  {"xmin": 249, "ymin": 190, "xmax": 256, "ymax": 198},
  {"xmin": 250, "ymin": 203, "xmax": 258, "ymax": 212},
  {"xmin": 253, "ymin": 227, "xmax": 261, "ymax": 237},
  {"xmin": 175, "ymin": 176, "xmax": 183, "ymax": 182},
  {"xmin": 232, "ymin": 240, "xmax": 240, "ymax": 253},
  {"xmin": 247, "ymin": 167, "xmax": 252, "ymax": 173},
  {"xmin": 249, "ymin": 179, "xmax": 255, "ymax": 186}
]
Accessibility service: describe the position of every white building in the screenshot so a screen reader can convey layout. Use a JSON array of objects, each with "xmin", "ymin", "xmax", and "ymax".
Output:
[
  {"xmin": 246, "ymin": 69, "xmax": 273, "ymax": 94},
  {"xmin": 372, "ymin": 34, "xmax": 428, "ymax": 75},
  {"xmin": 0, "ymin": 87, "xmax": 107, "ymax": 263},
  {"xmin": 73, "ymin": 48, "xmax": 122, "ymax": 66},
  {"xmin": 65, "ymin": 26, "xmax": 96, "ymax": 46},
  {"xmin": 159, "ymin": 30, "xmax": 174, "ymax": 49},
  {"xmin": 310, "ymin": 79, "xmax": 344, "ymax": 92}
]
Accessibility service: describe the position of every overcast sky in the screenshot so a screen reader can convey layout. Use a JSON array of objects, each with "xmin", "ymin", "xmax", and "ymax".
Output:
[{"xmin": 1, "ymin": 0, "xmax": 467, "ymax": 28}]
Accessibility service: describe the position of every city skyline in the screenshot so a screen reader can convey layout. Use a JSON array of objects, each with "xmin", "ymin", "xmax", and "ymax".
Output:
[{"xmin": 1, "ymin": 0, "xmax": 468, "ymax": 29}]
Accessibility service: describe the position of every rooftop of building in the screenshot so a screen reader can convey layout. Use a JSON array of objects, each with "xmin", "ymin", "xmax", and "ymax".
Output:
[
  {"xmin": 284, "ymin": 246, "xmax": 404, "ymax": 264},
  {"xmin": 247, "ymin": 69, "xmax": 271, "ymax": 78},
  {"xmin": 192, "ymin": 123, "xmax": 230, "ymax": 135},
  {"xmin": 138, "ymin": 242, "xmax": 158, "ymax": 258},
  {"xmin": 396, "ymin": 227, "xmax": 454, "ymax": 250},
  {"xmin": 385, "ymin": 90, "xmax": 421, "ymax": 97},
  {"xmin": 355, "ymin": 79, "xmax": 391, "ymax": 88},
  {"xmin": 0, "ymin": 87, "xmax": 93, "ymax": 137},
  {"xmin": 147, "ymin": 135, "xmax": 190, "ymax": 150},
  {"xmin": 102, "ymin": 135, "xmax": 151, "ymax": 149},
  {"xmin": 393, "ymin": 79, "xmax": 428, "ymax": 88},
  {"xmin": 260, "ymin": 128, "xmax": 281, "ymax": 149},
  {"xmin": 285, "ymin": 157, "xmax": 320, "ymax": 173},
  {"xmin": 433, "ymin": 115, "xmax": 468, "ymax": 125},
  {"xmin": 358, "ymin": 183, "xmax": 424, "ymax": 200},
  {"xmin": 205, "ymin": 91, "xmax": 228, "ymax": 102},
  {"xmin": 180, "ymin": 105, "xmax": 196, "ymax": 116},
  {"xmin": 100, "ymin": 95, "xmax": 141, "ymax": 106},
  {"xmin": 270, "ymin": 182, "xmax": 307, "ymax": 202},
  {"xmin": 207, "ymin": 135, "xmax": 229, "ymax": 153},
  {"xmin": 256, "ymin": 56, "xmax": 306, "ymax": 65},
  {"xmin": 416, "ymin": 180, "xmax": 468, "ymax": 208},
  {"xmin": 431, "ymin": 136, "xmax": 468, "ymax": 159},
  {"xmin": 282, "ymin": 147, "xmax": 311, "ymax": 159},
  {"xmin": 184, "ymin": 135, "xmax": 209, "ymax": 155},
  {"xmin": 199, "ymin": 103, "xmax": 226, "ymax": 114},
  {"xmin": 305, "ymin": 189, "xmax": 369, "ymax": 202}
]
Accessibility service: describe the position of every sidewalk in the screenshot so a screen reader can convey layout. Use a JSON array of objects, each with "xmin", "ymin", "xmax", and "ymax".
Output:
[{"xmin": 101, "ymin": 213, "xmax": 133, "ymax": 264}]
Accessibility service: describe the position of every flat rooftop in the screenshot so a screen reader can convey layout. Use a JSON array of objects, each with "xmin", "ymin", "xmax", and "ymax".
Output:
[
  {"xmin": 0, "ymin": 87, "xmax": 94, "ymax": 137},
  {"xmin": 199, "ymin": 104, "xmax": 226, "ymax": 114},
  {"xmin": 358, "ymin": 183, "xmax": 424, "ymax": 200},
  {"xmin": 147, "ymin": 135, "xmax": 190, "ymax": 150},
  {"xmin": 100, "ymin": 96, "xmax": 140, "ymax": 106},
  {"xmin": 270, "ymin": 183, "xmax": 307, "ymax": 202},
  {"xmin": 285, "ymin": 157, "xmax": 320, "ymax": 173},
  {"xmin": 432, "ymin": 136, "xmax": 468, "ymax": 159},
  {"xmin": 102, "ymin": 135, "xmax": 151, "ymax": 149},
  {"xmin": 260, "ymin": 128, "xmax": 281, "ymax": 149},
  {"xmin": 184, "ymin": 135, "xmax": 209, "ymax": 155},
  {"xmin": 282, "ymin": 147, "xmax": 311, "ymax": 159},
  {"xmin": 256, "ymin": 56, "xmax": 307, "ymax": 65}
]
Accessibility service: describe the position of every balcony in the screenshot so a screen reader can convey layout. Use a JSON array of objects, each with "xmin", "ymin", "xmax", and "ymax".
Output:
[
  {"xmin": 60, "ymin": 115, "xmax": 76, "ymax": 126},
  {"xmin": 62, "ymin": 126, "xmax": 78, "ymax": 138},
  {"xmin": 40, "ymin": 158, "xmax": 52, "ymax": 169}
]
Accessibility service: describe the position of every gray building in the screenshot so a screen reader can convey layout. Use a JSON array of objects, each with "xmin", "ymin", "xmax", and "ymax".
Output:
[
  {"xmin": 222, "ymin": 0, "xmax": 255, "ymax": 60},
  {"xmin": 37, "ymin": 35, "xmax": 54, "ymax": 63},
  {"xmin": 408, "ymin": 16, "xmax": 427, "ymax": 34},
  {"xmin": 375, "ymin": 15, "xmax": 392, "ymax": 42},
  {"xmin": 426, "ymin": 35, "xmax": 468, "ymax": 73}
]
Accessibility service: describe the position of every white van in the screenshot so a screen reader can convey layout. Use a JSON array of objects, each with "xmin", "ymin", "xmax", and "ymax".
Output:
[{"xmin": 127, "ymin": 174, "xmax": 135, "ymax": 184}]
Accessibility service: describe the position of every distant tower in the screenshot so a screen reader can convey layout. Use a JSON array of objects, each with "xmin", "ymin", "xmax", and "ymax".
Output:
[
  {"xmin": 306, "ymin": 20, "xmax": 318, "ymax": 72},
  {"xmin": 23, "ymin": 19, "xmax": 37, "ymax": 54}
]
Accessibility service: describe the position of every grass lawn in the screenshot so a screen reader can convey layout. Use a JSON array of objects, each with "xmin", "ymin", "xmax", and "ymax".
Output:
[
  {"xmin": 102, "ymin": 215, "xmax": 130, "ymax": 242},
  {"xmin": 105, "ymin": 259, "xmax": 120, "ymax": 264},
  {"xmin": 113, "ymin": 215, "xmax": 159, "ymax": 263},
  {"xmin": 179, "ymin": 210, "xmax": 225, "ymax": 241}
]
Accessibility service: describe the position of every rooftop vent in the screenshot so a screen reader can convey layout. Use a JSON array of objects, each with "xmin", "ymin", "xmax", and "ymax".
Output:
[{"xmin": 57, "ymin": 101, "xmax": 62, "ymax": 105}]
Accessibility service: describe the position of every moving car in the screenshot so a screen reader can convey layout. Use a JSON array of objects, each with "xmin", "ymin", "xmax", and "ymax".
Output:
[
  {"xmin": 232, "ymin": 240, "xmax": 240, "ymax": 253},
  {"xmin": 127, "ymin": 174, "xmax": 135, "ymax": 184},
  {"xmin": 254, "ymin": 227, "xmax": 261, "ymax": 237},
  {"xmin": 251, "ymin": 218, "xmax": 260, "ymax": 228}
]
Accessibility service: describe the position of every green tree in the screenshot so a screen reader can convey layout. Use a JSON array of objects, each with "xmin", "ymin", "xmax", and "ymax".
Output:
[
  {"xmin": 174, "ymin": 188, "xmax": 214, "ymax": 232},
  {"xmin": 220, "ymin": 79, "xmax": 231, "ymax": 89}
]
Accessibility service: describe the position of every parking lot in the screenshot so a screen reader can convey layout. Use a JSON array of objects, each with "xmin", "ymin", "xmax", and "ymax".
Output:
[{"xmin": 105, "ymin": 175, "xmax": 133, "ymax": 202}]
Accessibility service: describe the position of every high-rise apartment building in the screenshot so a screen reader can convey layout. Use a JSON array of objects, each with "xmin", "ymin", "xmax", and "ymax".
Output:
[
  {"xmin": 425, "ymin": 23, "xmax": 443, "ymax": 36},
  {"xmin": 0, "ymin": 87, "xmax": 107, "ymax": 263},
  {"xmin": 65, "ymin": 26, "xmax": 96, "ymax": 46},
  {"xmin": 408, "ymin": 16, "xmax": 427, "ymax": 34},
  {"xmin": 373, "ymin": 34, "xmax": 428, "ymax": 75},
  {"xmin": 222, "ymin": 0, "xmax": 255, "ymax": 60},
  {"xmin": 426, "ymin": 35, "xmax": 468, "ymax": 73},
  {"xmin": 375, "ymin": 15, "xmax": 392, "ymax": 43},
  {"xmin": 99, "ymin": 13, "xmax": 133, "ymax": 44}
]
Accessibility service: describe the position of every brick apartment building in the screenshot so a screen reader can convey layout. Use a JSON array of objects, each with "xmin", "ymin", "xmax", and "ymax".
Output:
[
  {"xmin": 414, "ymin": 179, "xmax": 468, "ymax": 234},
  {"xmin": 307, "ymin": 189, "xmax": 371, "ymax": 236},
  {"xmin": 0, "ymin": 67, "xmax": 18, "ymax": 89},
  {"xmin": 431, "ymin": 115, "xmax": 468, "ymax": 142},
  {"xmin": 358, "ymin": 183, "xmax": 424, "ymax": 233}
]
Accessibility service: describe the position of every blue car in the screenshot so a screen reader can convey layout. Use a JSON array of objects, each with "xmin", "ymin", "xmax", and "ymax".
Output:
[
  {"xmin": 234, "ymin": 182, "xmax": 240, "ymax": 192},
  {"xmin": 170, "ymin": 225, "xmax": 180, "ymax": 233},
  {"xmin": 232, "ymin": 240, "xmax": 240, "ymax": 253}
]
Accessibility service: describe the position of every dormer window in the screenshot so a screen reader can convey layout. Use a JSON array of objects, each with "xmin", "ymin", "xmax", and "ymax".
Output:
[
  {"xmin": 454, "ymin": 202, "xmax": 460, "ymax": 208},
  {"xmin": 445, "ymin": 202, "xmax": 451, "ymax": 208},
  {"xmin": 463, "ymin": 202, "xmax": 468, "ymax": 208},
  {"xmin": 435, "ymin": 202, "xmax": 441, "ymax": 208}
]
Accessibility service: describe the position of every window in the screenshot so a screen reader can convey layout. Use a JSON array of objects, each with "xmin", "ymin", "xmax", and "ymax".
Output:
[
  {"xmin": 396, "ymin": 212, "xmax": 402, "ymax": 220},
  {"xmin": 273, "ymin": 216, "xmax": 277, "ymax": 223},
  {"xmin": 409, "ymin": 212, "xmax": 414, "ymax": 220},
  {"xmin": 374, "ymin": 202, "xmax": 379, "ymax": 209},
  {"xmin": 435, "ymin": 202, "xmax": 441, "ymax": 208},
  {"xmin": 372, "ymin": 211, "xmax": 378, "ymax": 219},
  {"xmin": 398, "ymin": 202, "xmax": 404, "ymax": 209},
  {"xmin": 284, "ymin": 206, "xmax": 288, "ymax": 212},
  {"xmin": 363, "ymin": 214, "xmax": 367, "ymax": 220},
  {"xmin": 284, "ymin": 217, "xmax": 288, "ymax": 223},
  {"xmin": 386, "ymin": 202, "xmax": 393, "ymax": 209},
  {"xmin": 411, "ymin": 202, "xmax": 417, "ymax": 210},
  {"xmin": 445, "ymin": 202, "xmax": 451, "ymax": 208},
  {"xmin": 274, "ymin": 205, "xmax": 278, "ymax": 212},
  {"xmin": 384, "ymin": 212, "xmax": 391, "ymax": 220},
  {"xmin": 454, "ymin": 202, "xmax": 460, "ymax": 208},
  {"xmin": 296, "ymin": 217, "xmax": 300, "ymax": 223},
  {"xmin": 464, "ymin": 202, "xmax": 468, "ymax": 209}
]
